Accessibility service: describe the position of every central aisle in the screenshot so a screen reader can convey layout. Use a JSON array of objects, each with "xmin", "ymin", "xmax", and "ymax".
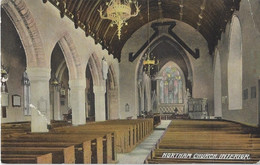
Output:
[{"xmin": 117, "ymin": 120, "xmax": 171, "ymax": 164}]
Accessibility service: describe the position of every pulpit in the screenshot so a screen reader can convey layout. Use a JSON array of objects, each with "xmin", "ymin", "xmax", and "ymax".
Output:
[{"xmin": 188, "ymin": 98, "xmax": 208, "ymax": 119}]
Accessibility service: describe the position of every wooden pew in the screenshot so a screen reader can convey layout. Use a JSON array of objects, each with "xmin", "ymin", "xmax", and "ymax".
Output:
[
  {"xmin": 54, "ymin": 124, "xmax": 128, "ymax": 153},
  {"xmin": 147, "ymin": 120, "xmax": 260, "ymax": 164},
  {"xmin": 50, "ymin": 129, "xmax": 116, "ymax": 163},
  {"xmin": 1, "ymin": 153, "xmax": 52, "ymax": 164},
  {"xmin": 2, "ymin": 119, "xmax": 154, "ymax": 164},
  {"xmin": 2, "ymin": 133, "xmax": 109, "ymax": 164},
  {"xmin": 147, "ymin": 157, "xmax": 259, "ymax": 164},
  {"xmin": 2, "ymin": 146, "xmax": 74, "ymax": 164},
  {"xmin": 53, "ymin": 119, "xmax": 154, "ymax": 153}
]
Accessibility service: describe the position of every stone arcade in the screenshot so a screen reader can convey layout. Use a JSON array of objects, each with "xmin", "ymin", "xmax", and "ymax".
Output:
[{"xmin": 1, "ymin": 0, "xmax": 260, "ymax": 164}]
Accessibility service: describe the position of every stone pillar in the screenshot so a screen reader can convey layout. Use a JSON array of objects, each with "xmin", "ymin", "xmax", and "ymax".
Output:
[
  {"xmin": 156, "ymin": 79, "xmax": 160, "ymax": 113},
  {"xmin": 53, "ymin": 87, "xmax": 61, "ymax": 120},
  {"xmin": 27, "ymin": 67, "xmax": 51, "ymax": 132},
  {"xmin": 107, "ymin": 89, "xmax": 119, "ymax": 119},
  {"xmin": 69, "ymin": 79, "xmax": 86, "ymax": 125},
  {"xmin": 94, "ymin": 85, "xmax": 106, "ymax": 121}
]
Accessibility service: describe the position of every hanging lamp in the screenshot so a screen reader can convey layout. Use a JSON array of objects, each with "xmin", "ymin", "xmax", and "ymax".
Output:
[{"xmin": 142, "ymin": 0, "xmax": 159, "ymax": 78}]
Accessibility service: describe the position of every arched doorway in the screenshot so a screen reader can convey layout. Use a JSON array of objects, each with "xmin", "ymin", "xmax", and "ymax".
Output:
[
  {"xmin": 228, "ymin": 15, "xmax": 242, "ymax": 110},
  {"xmin": 214, "ymin": 50, "xmax": 222, "ymax": 118}
]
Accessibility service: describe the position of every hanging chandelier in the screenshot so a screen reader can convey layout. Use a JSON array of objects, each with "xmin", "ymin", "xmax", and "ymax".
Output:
[
  {"xmin": 143, "ymin": 50, "xmax": 159, "ymax": 77},
  {"xmin": 142, "ymin": 0, "xmax": 159, "ymax": 78},
  {"xmin": 98, "ymin": 0, "xmax": 140, "ymax": 40}
]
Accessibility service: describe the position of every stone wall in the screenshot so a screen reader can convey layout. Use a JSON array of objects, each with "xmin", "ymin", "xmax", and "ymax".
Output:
[
  {"xmin": 217, "ymin": 0, "xmax": 260, "ymax": 126},
  {"xmin": 119, "ymin": 19, "xmax": 214, "ymax": 119}
]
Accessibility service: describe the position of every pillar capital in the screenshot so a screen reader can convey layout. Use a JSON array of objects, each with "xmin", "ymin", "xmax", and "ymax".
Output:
[
  {"xmin": 69, "ymin": 79, "xmax": 86, "ymax": 89},
  {"xmin": 26, "ymin": 67, "xmax": 51, "ymax": 81},
  {"xmin": 93, "ymin": 85, "xmax": 106, "ymax": 94}
]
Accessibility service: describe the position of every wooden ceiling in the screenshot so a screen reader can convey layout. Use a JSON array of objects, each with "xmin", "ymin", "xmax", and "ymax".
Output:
[{"xmin": 44, "ymin": 0, "xmax": 240, "ymax": 61}]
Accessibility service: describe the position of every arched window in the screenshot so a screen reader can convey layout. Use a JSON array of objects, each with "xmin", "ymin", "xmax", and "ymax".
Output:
[
  {"xmin": 228, "ymin": 15, "xmax": 242, "ymax": 110},
  {"xmin": 159, "ymin": 66, "xmax": 184, "ymax": 104}
]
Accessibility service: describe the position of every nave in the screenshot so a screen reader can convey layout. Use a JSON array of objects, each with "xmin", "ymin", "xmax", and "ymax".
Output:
[
  {"xmin": 1, "ymin": 0, "xmax": 260, "ymax": 164},
  {"xmin": 2, "ymin": 118, "xmax": 260, "ymax": 164}
]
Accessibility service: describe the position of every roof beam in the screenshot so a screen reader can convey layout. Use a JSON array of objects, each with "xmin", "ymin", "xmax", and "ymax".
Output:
[
  {"xmin": 179, "ymin": 0, "xmax": 184, "ymax": 21},
  {"xmin": 196, "ymin": 0, "xmax": 206, "ymax": 31},
  {"xmin": 129, "ymin": 21, "xmax": 200, "ymax": 62}
]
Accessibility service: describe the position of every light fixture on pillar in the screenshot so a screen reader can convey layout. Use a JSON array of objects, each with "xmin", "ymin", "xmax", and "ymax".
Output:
[
  {"xmin": 102, "ymin": 57, "xmax": 109, "ymax": 80},
  {"xmin": 1, "ymin": 65, "xmax": 9, "ymax": 93},
  {"xmin": 50, "ymin": 76, "xmax": 60, "ymax": 89},
  {"xmin": 60, "ymin": 82, "xmax": 66, "ymax": 97},
  {"xmin": 1, "ymin": 65, "xmax": 9, "ymax": 110},
  {"xmin": 142, "ymin": 0, "xmax": 159, "ymax": 78},
  {"xmin": 23, "ymin": 72, "xmax": 30, "ymax": 86},
  {"xmin": 98, "ymin": 0, "xmax": 141, "ymax": 40}
]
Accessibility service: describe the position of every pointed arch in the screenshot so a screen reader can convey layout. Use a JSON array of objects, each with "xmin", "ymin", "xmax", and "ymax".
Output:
[
  {"xmin": 2, "ymin": 0, "xmax": 46, "ymax": 67},
  {"xmin": 58, "ymin": 33, "xmax": 84, "ymax": 80},
  {"xmin": 107, "ymin": 65, "xmax": 118, "ymax": 90},
  {"xmin": 136, "ymin": 35, "xmax": 193, "ymax": 93},
  {"xmin": 135, "ymin": 34, "xmax": 193, "ymax": 115},
  {"xmin": 55, "ymin": 60, "xmax": 66, "ymax": 81},
  {"xmin": 87, "ymin": 53, "xmax": 103, "ymax": 86},
  {"xmin": 106, "ymin": 64, "xmax": 119, "ymax": 119}
]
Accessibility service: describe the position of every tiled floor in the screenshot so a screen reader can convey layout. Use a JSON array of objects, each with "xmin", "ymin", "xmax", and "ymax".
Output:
[{"xmin": 117, "ymin": 120, "xmax": 171, "ymax": 164}]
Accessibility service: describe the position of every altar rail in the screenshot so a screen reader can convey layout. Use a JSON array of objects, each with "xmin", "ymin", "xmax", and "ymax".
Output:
[{"xmin": 158, "ymin": 104, "xmax": 185, "ymax": 114}]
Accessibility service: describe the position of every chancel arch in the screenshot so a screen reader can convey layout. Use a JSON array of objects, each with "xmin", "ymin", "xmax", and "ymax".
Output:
[
  {"xmin": 136, "ymin": 35, "xmax": 193, "ymax": 115},
  {"xmin": 228, "ymin": 15, "xmax": 243, "ymax": 110}
]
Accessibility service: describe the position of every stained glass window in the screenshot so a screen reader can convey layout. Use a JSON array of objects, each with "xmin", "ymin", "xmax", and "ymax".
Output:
[{"xmin": 159, "ymin": 66, "xmax": 183, "ymax": 104}]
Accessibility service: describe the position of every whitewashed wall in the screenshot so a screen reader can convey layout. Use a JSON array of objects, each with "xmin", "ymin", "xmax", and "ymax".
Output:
[{"xmin": 119, "ymin": 19, "xmax": 214, "ymax": 119}]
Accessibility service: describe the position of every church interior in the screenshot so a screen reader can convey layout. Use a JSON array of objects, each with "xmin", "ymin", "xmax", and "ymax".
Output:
[{"xmin": 1, "ymin": 0, "xmax": 260, "ymax": 164}]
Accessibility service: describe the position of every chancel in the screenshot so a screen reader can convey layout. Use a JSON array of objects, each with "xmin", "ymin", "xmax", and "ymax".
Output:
[{"xmin": 1, "ymin": 0, "xmax": 260, "ymax": 164}]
